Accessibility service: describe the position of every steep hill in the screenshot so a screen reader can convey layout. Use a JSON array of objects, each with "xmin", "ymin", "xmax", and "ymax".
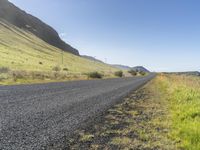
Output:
[
  {"xmin": 0, "ymin": 0, "xmax": 79, "ymax": 55},
  {"xmin": 0, "ymin": 20, "xmax": 118, "ymax": 83}
]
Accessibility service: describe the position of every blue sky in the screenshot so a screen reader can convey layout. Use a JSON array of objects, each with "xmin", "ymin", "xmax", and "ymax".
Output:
[{"xmin": 9, "ymin": 0, "xmax": 200, "ymax": 72}]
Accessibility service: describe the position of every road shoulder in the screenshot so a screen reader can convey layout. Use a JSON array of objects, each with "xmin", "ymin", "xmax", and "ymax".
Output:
[{"xmin": 60, "ymin": 78, "xmax": 175, "ymax": 150}]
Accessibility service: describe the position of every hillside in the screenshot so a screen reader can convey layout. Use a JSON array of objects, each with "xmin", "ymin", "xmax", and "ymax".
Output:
[
  {"xmin": 112, "ymin": 64, "xmax": 150, "ymax": 72},
  {"xmin": 81, "ymin": 55, "xmax": 104, "ymax": 63},
  {"xmin": 0, "ymin": 0, "xmax": 79, "ymax": 55},
  {"xmin": 112, "ymin": 64, "xmax": 132, "ymax": 70},
  {"xmin": 132, "ymin": 66, "xmax": 150, "ymax": 72},
  {"xmin": 0, "ymin": 20, "xmax": 119, "ymax": 84}
]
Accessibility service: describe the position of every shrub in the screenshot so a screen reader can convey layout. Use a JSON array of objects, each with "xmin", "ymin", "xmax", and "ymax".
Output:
[
  {"xmin": 0, "ymin": 74, "xmax": 9, "ymax": 81},
  {"xmin": 87, "ymin": 72, "xmax": 103, "ymax": 79},
  {"xmin": 39, "ymin": 62, "xmax": 43, "ymax": 65},
  {"xmin": 52, "ymin": 66, "xmax": 61, "ymax": 72},
  {"xmin": 114, "ymin": 71, "xmax": 123, "ymax": 77},
  {"xmin": 63, "ymin": 68, "xmax": 68, "ymax": 71},
  {"xmin": 31, "ymin": 71, "xmax": 45, "ymax": 80},
  {"xmin": 128, "ymin": 70, "xmax": 137, "ymax": 76},
  {"xmin": 139, "ymin": 71, "xmax": 146, "ymax": 76},
  {"xmin": 0, "ymin": 67, "xmax": 10, "ymax": 74},
  {"xmin": 11, "ymin": 71, "xmax": 27, "ymax": 81}
]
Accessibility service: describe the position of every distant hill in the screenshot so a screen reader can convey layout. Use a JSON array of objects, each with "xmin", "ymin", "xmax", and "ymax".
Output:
[
  {"xmin": 0, "ymin": 0, "xmax": 79, "ymax": 55},
  {"xmin": 112, "ymin": 64, "xmax": 132, "ymax": 70},
  {"xmin": 112, "ymin": 65, "xmax": 150, "ymax": 72},
  {"xmin": 0, "ymin": 0, "xmax": 119, "ymax": 84},
  {"xmin": 0, "ymin": 20, "xmax": 119, "ymax": 78},
  {"xmin": 132, "ymin": 66, "xmax": 150, "ymax": 73},
  {"xmin": 81, "ymin": 55, "xmax": 104, "ymax": 63}
]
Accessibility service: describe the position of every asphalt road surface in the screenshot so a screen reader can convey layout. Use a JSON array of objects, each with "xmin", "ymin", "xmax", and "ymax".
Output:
[{"xmin": 0, "ymin": 74, "xmax": 155, "ymax": 149}]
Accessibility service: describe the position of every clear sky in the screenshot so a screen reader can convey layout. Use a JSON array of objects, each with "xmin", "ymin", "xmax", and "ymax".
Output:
[{"xmin": 8, "ymin": 0, "xmax": 200, "ymax": 72}]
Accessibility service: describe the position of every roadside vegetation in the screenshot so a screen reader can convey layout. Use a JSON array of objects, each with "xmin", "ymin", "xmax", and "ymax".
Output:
[
  {"xmin": 65, "ymin": 74, "xmax": 200, "ymax": 150},
  {"xmin": 128, "ymin": 70, "xmax": 137, "ymax": 76},
  {"xmin": 86, "ymin": 72, "xmax": 104, "ymax": 79},
  {"xmin": 128, "ymin": 69, "xmax": 147, "ymax": 76},
  {"xmin": 160, "ymin": 74, "xmax": 200, "ymax": 149},
  {"xmin": 114, "ymin": 71, "xmax": 123, "ymax": 77}
]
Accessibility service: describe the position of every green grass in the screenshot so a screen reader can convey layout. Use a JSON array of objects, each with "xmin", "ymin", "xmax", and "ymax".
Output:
[
  {"xmin": 0, "ymin": 20, "xmax": 119, "ymax": 84},
  {"xmin": 66, "ymin": 78, "xmax": 175, "ymax": 150},
  {"xmin": 66, "ymin": 75, "xmax": 200, "ymax": 150},
  {"xmin": 158, "ymin": 74, "xmax": 200, "ymax": 150}
]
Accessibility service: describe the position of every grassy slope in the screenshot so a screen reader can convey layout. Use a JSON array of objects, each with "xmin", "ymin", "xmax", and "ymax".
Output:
[
  {"xmin": 0, "ymin": 20, "xmax": 119, "ymax": 84},
  {"xmin": 64, "ymin": 74, "xmax": 199, "ymax": 150}
]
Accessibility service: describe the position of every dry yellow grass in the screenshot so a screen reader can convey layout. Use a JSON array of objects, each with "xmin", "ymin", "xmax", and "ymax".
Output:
[{"xmin": 0, "ymin": 20, "xmax": 120, "ymax": 84}]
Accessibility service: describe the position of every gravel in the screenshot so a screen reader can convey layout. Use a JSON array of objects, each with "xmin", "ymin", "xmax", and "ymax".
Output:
[{"xmin": 0, "ymin": 74, "xmax": 155, "ymax": 149}]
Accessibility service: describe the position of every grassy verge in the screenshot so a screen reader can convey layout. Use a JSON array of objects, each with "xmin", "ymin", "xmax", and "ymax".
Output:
[
  {"xmin": 63, "ymin": 74, "xmax": 200, "ymax": 150},
  {"xmin": 159, "ymin": 74, "xmax": 200, "ymax": 149},
  {"xmin": 63, "ymin": 76, "xmax": 174, "ymax": 149}
]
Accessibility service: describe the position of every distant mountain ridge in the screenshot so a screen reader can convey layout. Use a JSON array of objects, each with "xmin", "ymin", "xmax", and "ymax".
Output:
[
  {"xmin": 132, "ymin": 66, "xmax": 150, "ymax": 73},
  {"xmin": 112, "ymin": 64, "xmax": 132, "ymax": 70},
  {"xmin": 0, "ymin": 0, "xmax": 79, "ymax": 55},
  {"xmin": 112, "ymin": 64, "xmax": 150, "ymax": 72}
]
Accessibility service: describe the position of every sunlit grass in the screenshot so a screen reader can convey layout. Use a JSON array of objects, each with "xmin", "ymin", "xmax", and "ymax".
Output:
[
  {"xmin": 66, "ymin": 75, "xmax": 200, "ymax": 150},
  {"xmin": 157, "ymin": 74, "xmax": 200, "ymax": 150},
  {"xmin": 0, "ymin": 21, "xmax": 119, "ymax": 84}
]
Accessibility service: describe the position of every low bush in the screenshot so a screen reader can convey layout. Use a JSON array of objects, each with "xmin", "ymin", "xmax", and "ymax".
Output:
[
  {"xmin": 31, "ymin": 71, "xmax": 45, "ymax": 80},
  {"xmin": 52, "ymin": 66, "xmax": 61, "ymax": 72},
  {"xmin": 128, "ymin": 70, "xmax": 137, "ymax": 76},
  {"xmin": 114, "ymin": 71, "xmax": 123, "ymax": 77},
  {"xmin": 11, "ymin": 70, "xmax": 28, "ymax": 81},
  {"xmin": 87, "ymin": 72, "xmax": 103, "ymax": 79},
  {"xmin": 0, "ymin": 67, "xmax": 10, "ymax": 74},
  {"xmin": 139, "ymin": 71, "xmax": 146, "ymax": 76},
  {"xmin": 63, "ymin": 68, "xmax": 68, "ymax": 71}
]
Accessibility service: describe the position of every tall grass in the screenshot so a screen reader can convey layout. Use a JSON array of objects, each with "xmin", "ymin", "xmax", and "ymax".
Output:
[{"xmin": 157, "ymin": 74, "xmax": 200, "ymax": 150}]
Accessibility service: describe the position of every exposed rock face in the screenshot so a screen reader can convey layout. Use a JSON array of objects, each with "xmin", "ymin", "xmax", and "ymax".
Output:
[{"xmin": 0, "ymin": 0, "xmax": 79, "ymax": 55}]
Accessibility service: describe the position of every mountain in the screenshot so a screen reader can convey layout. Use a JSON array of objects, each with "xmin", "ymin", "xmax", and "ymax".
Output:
[
  {"xmin": 132, "ymin": 66, "xmax": 150, "ymax": 73},
  {"xmin": 112, "ymin": 65, "xmax": 150, "ymax": 72},
  {"xmin": 0, "ymin": 20, "xmax": 118, "ymax": 74},
  {"xmin": 0, "ymin": 0, "xmax": 79, "ymax": 55},
  {"xmin": 81, "ymin": 55, "xmax": 104, "ymax": 63},
  {"xmin": 112, "ymin": 64, "xmax": 132, "ymax": 70},
  {"xmin": 0, "ymin": 0, "xmax": 119, "ymax": 82}
]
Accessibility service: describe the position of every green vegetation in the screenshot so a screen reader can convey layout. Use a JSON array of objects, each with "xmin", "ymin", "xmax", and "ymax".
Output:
[
  {"xmin": 139, "ymin": 71, "xmax": 146, "ymax": 76},
  {"xmin": 66, "ymin": 76, "xmax": 175, "ymax": 149},
  {"xmin": 66, "ymin": 74, "xmax": 200, "ymax": 150},
  {"xmin": 128, "ymin": 70, "xmax": 137, "ymax": 76},
  {"xmin": 86, "ymin": 72, "xmax": 103, "ymax": 79},
  {"xmin": 0, "ymin": 21, "xmax": 119, "ymax": 85},
  {"xmin": 114, "ymin": 70, "xmax": 123, "ymax": 77},
  {"xmin": 158, "ymin": 74, "xmax": 200, "ymax": 149}
]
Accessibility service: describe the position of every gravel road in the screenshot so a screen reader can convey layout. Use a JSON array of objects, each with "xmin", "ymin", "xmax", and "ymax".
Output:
[{"xmin": 0, "ymin": 74, "xmax": 155, "ymax": 149}]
